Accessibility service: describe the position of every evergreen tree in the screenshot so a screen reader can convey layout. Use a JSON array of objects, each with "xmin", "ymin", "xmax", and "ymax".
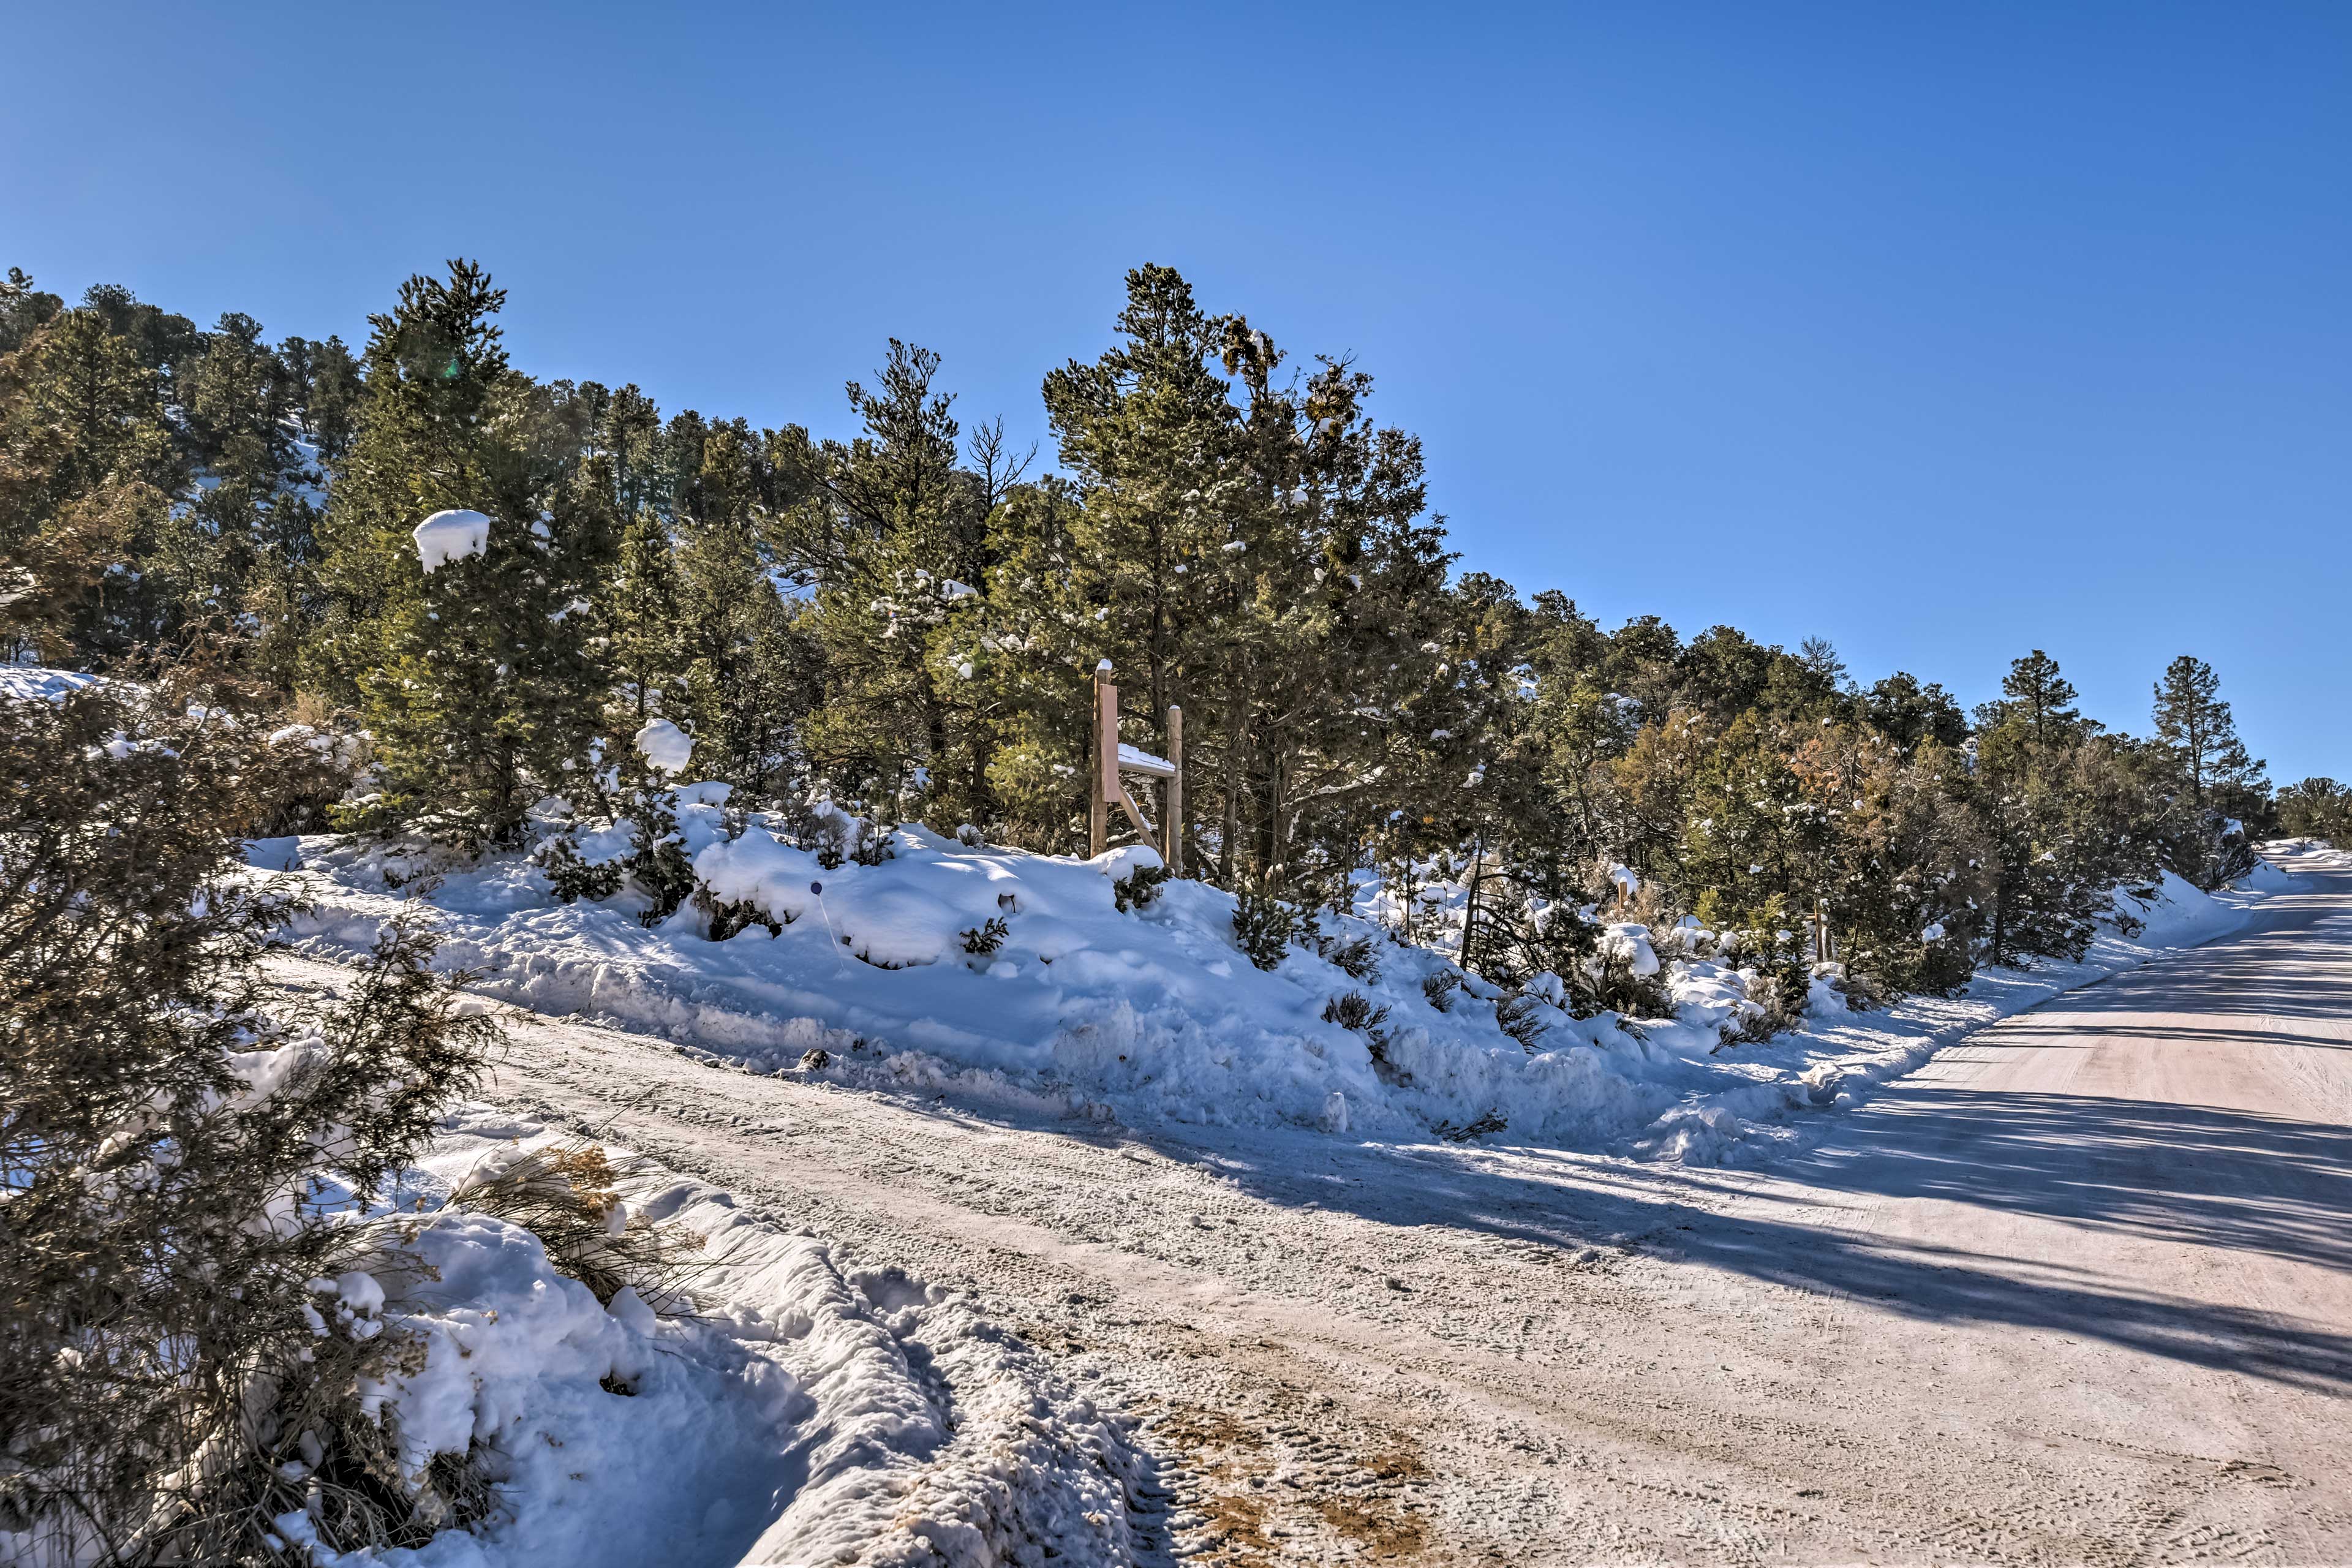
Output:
[
  {"xmin": 0, "ymin": 267, "xmax": 62, "ymax": 354},
  {"xmin": 0, "ymin": 300, "xmax": 186, "ymax": 663},
  {"xmin": 1, "ymin": 677, "xmax": 495, "ymax": 1561},
  {"xmin": 2277, "ymin": 777, "xmax": 2352, "ymax": 843},
  {"xmin": 2150, "ymin": 655, "xmax": 2267, "ymax": 886},
  {"xmin": 1790, "ymin": 723, "xmax": 1990, "ymax": 997},
  {"xmin": 1969, "ymin": 651, "xmax": 2162, "ymax": 963},
  {"xmin": 785, "ymin": 342, "xmax": 981, "ymax": 815},
  {"xmin": 320, "ymin": 262, "xmax": 604, "ymax": 845},
  {"xmin": 1678, "ymin": 710, "xmax": 1831, "ymax": 934},
  {"xmin": 606, "ymin": 507, "xmax": 686, "ymax": 726},
  {"xmin": 1861, "ymin": 671, "xmax": 1968, "ymax": 756},
  {"xmin": 675, "ymin": 419, "xmax": 817, "ymax": 801},
  {"xmin": 1988, "ymin": 648, "xmax": 2079, "ymax": 746}
]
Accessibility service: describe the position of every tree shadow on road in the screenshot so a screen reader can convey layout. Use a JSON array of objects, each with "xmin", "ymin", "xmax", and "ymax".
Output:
[
  {"xmin": 1660, "ymin": 1083, "xmax": 2352, "ymax": 1392},
  {"xmin": 1178, "ymin": 1082, "xmax": 2352, "ymax": 1395}
]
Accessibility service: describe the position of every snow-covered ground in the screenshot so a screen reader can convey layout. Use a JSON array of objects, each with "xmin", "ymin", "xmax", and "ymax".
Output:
[
  {"xmin": 270, "ymin": 790, "xmax": 2299, "ymax": 1167},
  {"xmin": 0, "ymin": 665, "xmax": 107, "ymax": 704},
  {"xmin": 284, "ymin": 1106, "xmax": 1164, "ymax": 1568},
  {"xmin": 262, "ymin": 838, "xmax": 2352, "ymax": 1566}
]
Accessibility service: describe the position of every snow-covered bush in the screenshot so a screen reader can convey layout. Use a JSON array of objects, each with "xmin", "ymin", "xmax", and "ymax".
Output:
[
  {"xmin": 1314, "ymin": 930, "xmax": 1382, "ymax": 982},
  {"xmin": 440, "ymin": 1139, "xmax": 704, "ymax": 1310},
  {"xmin": 1717, "ymin": 915, "xmax": 1819, "ymax": 1041},
  {"xmin": 537, "ymin": 829, "xmax": 627, "ymax": 905},
  {"xmin": 1112, "ymin": 860, "xmax": 1172, "ymax": 913},
  {"xmin": 1420, "ymin": 967, "xmax": 1462, "ymax": 1012},
  {"xmin": 1231, "ymin": 883, "xmax": 1311, "ymax": 971}
]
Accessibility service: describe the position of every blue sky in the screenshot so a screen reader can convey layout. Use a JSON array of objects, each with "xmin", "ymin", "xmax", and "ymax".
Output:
[{"xmin": 7, "ymin": 2, "xmax": 2347, "ymax": 778}]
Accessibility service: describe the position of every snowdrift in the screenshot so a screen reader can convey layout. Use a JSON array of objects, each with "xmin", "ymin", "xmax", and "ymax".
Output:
[{"xmin": 274, "ymin": 790, "xmax": 2293, "ymax": 1165}]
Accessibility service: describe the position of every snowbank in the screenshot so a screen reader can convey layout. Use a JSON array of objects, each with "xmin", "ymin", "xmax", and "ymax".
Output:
[
  {"xmin": 273, "ymin": 793, "xmax": 2302, "ymax": 1164},
  {"xmin": 296, "ymin": 1107, "xmax": 1153, "ymax": 1568},
  {"xmin": 2263, "ymin": 835, "xmax": 2352, "ymax": 871}
]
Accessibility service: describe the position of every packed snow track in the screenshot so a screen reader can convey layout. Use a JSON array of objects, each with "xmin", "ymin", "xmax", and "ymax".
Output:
[{"xmin": 273, "ymin": 849, "xmax": 2352, "ymax": 1564}]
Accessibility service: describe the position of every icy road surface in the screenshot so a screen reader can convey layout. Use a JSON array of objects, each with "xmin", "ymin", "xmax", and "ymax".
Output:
[{"xmin": 274, "ymin": 849, "xmax": 2352, "ymax": 1564}]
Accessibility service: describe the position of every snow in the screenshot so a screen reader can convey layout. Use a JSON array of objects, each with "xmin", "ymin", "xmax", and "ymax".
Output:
[
  {"xmin": 2115, "ymin": 868, "xmax": 2248, "ymax": 947},
  {"xmin": 633, "ymin": 718, "xmax": 693, "ymax": 775},
  {"xmin": 1115, "ymin": 742, "xmax": 1175, "ymax": 778},
  {"xmin": 246, "ymin": 835, "xmax": 304, "ymax": 871},
  {"xmin": 1600, "ymin": 922, "xmax": 1660, "ymax": 976},
  {"xmin": 286, "ymin": 1108, "xmax": 1153, "ymax": 1568},
  {"xmin": 2263, "ymin": 835, "xmax": 2352, "ymax": 870},
  {"xmin": 273, "ymin": 792, "xmax": 2302, "ymax": 1166},
  {"xmin": 413, "ymin": 510, "xmax": 492, "ymax": 573},
  {"xmin": 0, "ymin": 666, "xmax": 105, "ymax": 704}
]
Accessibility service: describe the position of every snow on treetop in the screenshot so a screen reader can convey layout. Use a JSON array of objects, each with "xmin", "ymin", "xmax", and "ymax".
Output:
[
  {"xmin": 413, "ymin": 509, "xmax": 492, "ymax": 573},
  {"xmin": 633, "ymin": 718, "xmax": 693, "ymax": 775}
]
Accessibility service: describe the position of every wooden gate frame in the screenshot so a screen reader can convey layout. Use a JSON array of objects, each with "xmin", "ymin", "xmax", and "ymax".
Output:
[{"xmin": 1088, "ymin": 660, "xmax": 1182, "ymax": 872}]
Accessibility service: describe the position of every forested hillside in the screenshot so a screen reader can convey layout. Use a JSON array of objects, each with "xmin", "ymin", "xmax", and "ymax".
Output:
[{"xmin": 0, "ymin": 259, "xmax": 2305, "ymax": 1021}]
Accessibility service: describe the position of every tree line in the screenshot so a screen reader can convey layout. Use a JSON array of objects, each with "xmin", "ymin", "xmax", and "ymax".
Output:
[{"xmin": 0, "ymin": 260, "xmax": 2296, "ymax": 1014}]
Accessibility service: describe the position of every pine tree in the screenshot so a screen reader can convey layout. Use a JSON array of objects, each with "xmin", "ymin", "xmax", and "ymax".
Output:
[
  {"xmin": 606, "ymin": 507, "xmax": 685, "ymax": 727},
  {"xmin": 786, "ymin": 342, "xmax": 978, "ymax": 814},
  {"xmin": 1791, "ymin": 723, "xmax": 1990, "ymax": 997},
  {"xmin": 1969, "ymin": 652, "xmax": 2162, "ymax": 963},
  {"xmin": 674, "ymin": 425, "xmax": 816, "ymax": 802},
  {"xmin": 2277, "ymin": 777, "xmax": 2352, "ymax": 844},
  {"xmin": 0, "ymin": 301, "xmax": 185, "ymax": 663},
  {"xmin": 320, "ymin": 262, "xmax": 604, "ymax": 846},
  {"xmin": 1992, "ymin": 648, "xmax": 2079, "ymax": 747},
  {"xmin": 2150, "ymin": 655, "xmax": 2267, "ymax": 886},
  {"xmin": 1678, "ymin": 710, "xmax": 1832, "ymax": 935},
  {"xmin": 277, "ymin": 331, "xmax": 364, "ymax": 462},
  {"xmin": 1861, "ymin": 671, "xmax": 1969, "ymax": 756},
  {"xmin": 0, "ymin": 267, "xmax": 62, "ymax": 355}
]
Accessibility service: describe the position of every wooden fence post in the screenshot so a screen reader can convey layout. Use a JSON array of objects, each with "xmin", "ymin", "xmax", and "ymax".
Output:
[
  {"xmin": 1164, "ymin": 703, "xmax": 1183, "ymax": 875},
  {"xmin": 1090, "ymin": 661, "xmax": 1110, "ymax": 858}
]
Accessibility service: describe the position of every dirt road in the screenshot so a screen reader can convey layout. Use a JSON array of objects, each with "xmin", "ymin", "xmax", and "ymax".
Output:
[{"xmin": 279, "ymin": 849, "xmax": 2352, "ymax": 1564}]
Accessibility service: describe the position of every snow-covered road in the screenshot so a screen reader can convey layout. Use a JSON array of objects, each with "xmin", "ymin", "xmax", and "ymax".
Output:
[{"xmin": 272, "ymin": 850, "xmax": 2352, "ymax": 1564}]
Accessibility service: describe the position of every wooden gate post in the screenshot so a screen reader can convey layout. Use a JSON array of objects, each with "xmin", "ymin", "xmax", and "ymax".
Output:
[
  {"xmin": 1164, "ymin": 703, "xmax": 1183, "ymax": 875},
  {"xmin": 1090, "ymin": 661, "xmax": 1111, "ymax": 858}
]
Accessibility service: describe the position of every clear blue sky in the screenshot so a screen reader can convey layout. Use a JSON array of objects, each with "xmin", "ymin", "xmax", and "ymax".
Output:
[{"xmin": 8, "ymin": 2, "xmax": 2347, "ymax": 778}]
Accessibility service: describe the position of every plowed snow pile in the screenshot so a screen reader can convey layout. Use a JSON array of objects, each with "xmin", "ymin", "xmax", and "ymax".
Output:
[
  {"xmin": 273, "ymin": 793, "xmax": 2286, "ymax": 1164},
  {"xmin": 293, "ymin": 1107, "xmax": 1154, "ymax": 1568}
]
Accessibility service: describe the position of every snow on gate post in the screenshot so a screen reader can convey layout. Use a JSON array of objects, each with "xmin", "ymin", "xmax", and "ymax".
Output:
[{"xmin": 1090, "ymin": 660, "xmax": 1185, "ymax": 872}]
